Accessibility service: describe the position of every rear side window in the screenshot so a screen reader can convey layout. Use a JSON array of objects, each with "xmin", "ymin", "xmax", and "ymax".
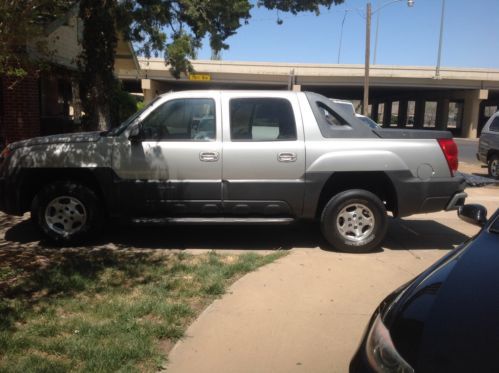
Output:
[
  {"xmin": 229, "ymin": 98, "xmax": 297, "ymax": 141},
  {"xmin": 489, "ymin": 116, "xmax": 499, "ymax": 132}
]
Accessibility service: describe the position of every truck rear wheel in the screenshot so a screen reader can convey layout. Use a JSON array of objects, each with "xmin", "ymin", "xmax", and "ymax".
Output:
[
  {"xmin": 31, "ymin": 181, "xmax": 103, "ymax": 244},
  {"xmin": 488, "ymin": 154, "xmax": 499, "ymax": 179},
  {"xmin": 320, "ymin": 189, "xmax": 388, "ymax": 253}
]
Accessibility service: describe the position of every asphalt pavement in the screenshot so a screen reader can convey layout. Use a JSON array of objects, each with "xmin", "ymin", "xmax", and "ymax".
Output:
[{"xmin": 455, "ymin": 138, "xmax": 480, "ymax": 166}]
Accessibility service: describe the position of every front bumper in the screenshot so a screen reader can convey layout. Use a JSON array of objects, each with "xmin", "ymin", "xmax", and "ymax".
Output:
[{"xmin": 0, "ymin": 176, "xmax": 24, "ymax": 215}]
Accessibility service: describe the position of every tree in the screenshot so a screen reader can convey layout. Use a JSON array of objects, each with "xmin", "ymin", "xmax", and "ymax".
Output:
[
  {"xmin": 0, "ymin": 1, "xmax": 75, "ymax": 80},
  {"xmin": 79, "ymin": 0, "xmax": 344, "ymax": 130}
]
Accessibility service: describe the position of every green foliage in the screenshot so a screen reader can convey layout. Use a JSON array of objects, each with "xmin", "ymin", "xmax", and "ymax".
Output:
[
  {"xmin": 115, "ymin": 0, "xmax": 252, "ymax": 77},
  {"xmin": 76, "ymin": 0, "xmax": 346, "ymax": 129},
  {"xmin": 257, "ymin": 0, "xmax": 344, "ymax": 14},
  {"xmin": 0, "ymin": 1, "xmax": 75, "ymax": 77},
  {"xmin": 112, "ymin": 86, "xmax": 139, "ymax": 126}
]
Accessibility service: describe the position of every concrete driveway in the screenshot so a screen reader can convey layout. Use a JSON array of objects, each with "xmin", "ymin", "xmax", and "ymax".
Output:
[{"xmin": 166, "ymin": 186, "xmax": 498, "ymax": 373}]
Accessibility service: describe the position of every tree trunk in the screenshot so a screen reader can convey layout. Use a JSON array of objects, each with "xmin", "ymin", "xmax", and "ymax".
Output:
[{"xmin": 78, "ymin": 0, "xmax": 117, "ymax": 131}]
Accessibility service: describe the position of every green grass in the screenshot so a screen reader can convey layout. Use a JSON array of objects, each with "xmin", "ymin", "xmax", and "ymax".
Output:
[{"xmin": 0, "ymin": 249, "xmax": 286, "ymax": 372}]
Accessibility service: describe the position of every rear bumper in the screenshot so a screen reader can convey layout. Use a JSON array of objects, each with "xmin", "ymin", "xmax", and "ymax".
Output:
[
  {"xmin": 389, "ymin": 171, "xmax": 467, "ymax": 218},
  {"xmin": 445, "ymin": 192, "xmax": 468, "ymax": 211}
]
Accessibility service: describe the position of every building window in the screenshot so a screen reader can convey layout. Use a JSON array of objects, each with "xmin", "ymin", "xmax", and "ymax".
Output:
[
  {"xmin": 377, "ymin": 103, "xmax": 385, "ymax": 124},
  {"xmin": 390, "ymin": 101, "xmax": 399, "ymax": 127},
  {"xmin": 484, "ymin": 105, "xmax": 498, "ymax": 118},
  {"xmin": 447, "ymin": 101, "xmax": 464, "ymax": 129},
  {"xmin": 406, "ymin": 101, "xmax": 416, "ymax": 127},
  {"xmin": 424, "ymin": 101, "xmax": 437, "ymax": 128}
]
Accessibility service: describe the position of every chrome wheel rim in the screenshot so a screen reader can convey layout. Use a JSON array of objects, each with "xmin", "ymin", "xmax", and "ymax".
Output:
[
  {"xmin": 491, "ymin": 159, "xmax": 499, "ymax": 177},
  {"xmin": 336, "ymin": 203, "xmax": 375, "ymax": 242},
  {"xmin": 44, "ymin": 196, "xmax": 87, "ymax": 236}
]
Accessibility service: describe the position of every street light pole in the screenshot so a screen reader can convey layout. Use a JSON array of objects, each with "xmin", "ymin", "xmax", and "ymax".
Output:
[
  {"xmin": 435, "ymin": 0, "xmax": 446, "ymax": 78},
  {"xmin": 362, "ymin": 2, "xmax": 372, "ymax": 115},
  {"xmin": 362, "ymin": 0, "xmax": 414, "ymax": 116}
]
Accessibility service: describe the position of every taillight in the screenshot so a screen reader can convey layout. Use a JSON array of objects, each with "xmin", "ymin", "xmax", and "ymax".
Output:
[{"xmin": 437, "ymin": 138, "xmax": 458, "ymax": 176}]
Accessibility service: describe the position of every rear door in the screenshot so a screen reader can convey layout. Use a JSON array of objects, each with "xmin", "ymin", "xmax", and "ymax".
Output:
[{"xmin": 221, "ymin": 92, "xmax": 306, "ymax": 217}]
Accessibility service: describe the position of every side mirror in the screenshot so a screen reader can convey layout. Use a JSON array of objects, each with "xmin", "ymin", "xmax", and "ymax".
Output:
[
  {"xmin": 458, "ymin": 204, "xmax": 488, "ymax": 227},
  {"xmin": 128, "ymin": 125, "xmax": 141, "ymax": 143}
]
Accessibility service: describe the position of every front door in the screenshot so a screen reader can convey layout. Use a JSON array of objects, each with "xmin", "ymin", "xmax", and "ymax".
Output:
[
  {"xmin": 112, "ymin": 92, "xmax": 222, "ymax": 216},
  {"xmin": 221, "ymin": 93, "xmax": 306, "ymax": 217}
]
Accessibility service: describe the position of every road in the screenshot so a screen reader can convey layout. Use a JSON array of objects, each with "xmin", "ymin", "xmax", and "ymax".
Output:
[{"xmin": 455, "ymin": 138, "xmax": 479, "ymax": 166}]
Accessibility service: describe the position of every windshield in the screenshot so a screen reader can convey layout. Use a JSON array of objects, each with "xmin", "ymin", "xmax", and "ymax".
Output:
[{"xmin": 107, "ymin": 96, "xmax": 162, "ymax": 136}]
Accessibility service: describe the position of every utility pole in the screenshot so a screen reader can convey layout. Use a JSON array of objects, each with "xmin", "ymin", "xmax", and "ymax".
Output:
[
  {"xmin": 363, "ymin": 2, "xmax": 372, "ymax": 115},
  {"xmin": 435, "ymin": 0, "xmax": 446, "ymax": 78}
]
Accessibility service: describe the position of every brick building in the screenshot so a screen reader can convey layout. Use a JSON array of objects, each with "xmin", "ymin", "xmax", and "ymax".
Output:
[{"xmin": 0, "ymin": 5, "xmax": 139, "ymax": 146}]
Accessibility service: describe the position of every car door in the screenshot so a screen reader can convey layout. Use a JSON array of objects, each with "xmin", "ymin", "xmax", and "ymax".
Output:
[
  {"xmin": 221, "ymin": 92, "xmax": 306, "ymax": 217},
  {"xmin": 111, "ymin": 92, "xmax": 222, "ymax": 217}
]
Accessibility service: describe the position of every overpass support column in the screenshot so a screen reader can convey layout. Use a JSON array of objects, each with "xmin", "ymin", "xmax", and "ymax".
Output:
[
  {"xmin": 414, "ymin": 99, "xmax": 425, "ymax": 129},
  {"xmin": 383, "ymin": 101, "xmax": 392, "ymax": 127},
  {"xmin": 436, "ymin": 99, "xmax": 450, "ymax": 131},
  {"xmin": 462, "ymin": 90, "xmax": 488, "ymax": 138},
  {"xmin": 142, "ymin": 79, "xmax": 161, "ymax": 104},
  {"xmin": 371, "ymin": 101, "xmax": 379, "ymax": 122},
  {"xmin": 397, "ymin": 100, "xmax": 408, "ymax": 128}
]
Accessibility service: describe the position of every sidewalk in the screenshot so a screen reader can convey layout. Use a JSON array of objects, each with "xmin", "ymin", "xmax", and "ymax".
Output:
[{"xmin": 165, "ymin": 187, "xmax": 497, "ymax": 373}]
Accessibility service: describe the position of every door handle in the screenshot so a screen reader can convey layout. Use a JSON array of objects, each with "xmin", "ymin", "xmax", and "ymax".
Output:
[
  {"xmin": 199, "ymin": 151, "xmax": 219, "ymax": 162},
  {"xmin": 278, "ymin": 152, "xmax": 297, "ymax": 162}
]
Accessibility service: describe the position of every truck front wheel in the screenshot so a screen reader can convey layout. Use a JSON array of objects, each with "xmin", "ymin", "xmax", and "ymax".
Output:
[
  {"xmin": 31, "ymin": 181, "xmax": 103, "ymax": 244},
  {"xmin": 320, "ymin": 189, "xmax": 388, "ymax": 253}
]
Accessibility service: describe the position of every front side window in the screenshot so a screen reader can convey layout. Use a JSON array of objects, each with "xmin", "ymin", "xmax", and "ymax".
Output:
[
  {"xmin": 141, "ymin": 98, "xmax": 215, "ymax": 141},
  {"xmin": 489, "ymin": 116, "xmax": 499, "ymax": 132},
  {"xmin": 230, "ymin": 98, "xmax": 297, "ymax": 141}
]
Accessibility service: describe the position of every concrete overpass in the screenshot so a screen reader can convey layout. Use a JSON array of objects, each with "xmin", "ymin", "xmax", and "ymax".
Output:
[{"xmin": 117, "ymin": 59, "xmax": 499, "ymax": 138}]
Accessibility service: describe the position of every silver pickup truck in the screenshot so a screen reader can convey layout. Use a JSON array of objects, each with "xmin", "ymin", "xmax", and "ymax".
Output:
[{"xmin": 0, "ymin": 91, "xmax": 466, "ymax": 252}]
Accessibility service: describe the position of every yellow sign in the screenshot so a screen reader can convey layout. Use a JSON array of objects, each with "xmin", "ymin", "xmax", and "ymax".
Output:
[{"xmin": 189, "ymin": 73, "xmax": 211, "ymax": 81}]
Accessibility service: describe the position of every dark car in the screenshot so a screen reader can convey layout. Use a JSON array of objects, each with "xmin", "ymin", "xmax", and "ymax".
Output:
[{"xmin": 350, "ymin": 204, "xmax": 499, "ymax": 373}]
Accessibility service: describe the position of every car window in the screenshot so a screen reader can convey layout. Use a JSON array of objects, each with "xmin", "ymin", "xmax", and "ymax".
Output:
[
  {"xmin": 358, "ymin": 116, "xmax": 380, "ymax": 129},
  {"xmin": 140, "ymin": 98, "xmax": 216, "ymax": 141},
  {"xmin": 317, "ymin": 102, "xmax": 348, "ymax": 127},
  {"xmin": 230, "ymin": 98, "xmax": 297, "ymax": 141},
  {"xmin": 489, "ymin": 116, "xmax": 499, "ymax": 132}
]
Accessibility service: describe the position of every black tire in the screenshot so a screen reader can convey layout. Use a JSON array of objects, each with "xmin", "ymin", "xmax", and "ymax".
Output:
[
  {"xmin": 320, "ymin": 189, "xmax": 388, "ymax": 253},
  {"xmin": 488, "ymin": 154, "xmax": 499, "ymax": 179},
  {"xmin": 31, "ymin": 181, "xmax": 103, "ymax": 244}
]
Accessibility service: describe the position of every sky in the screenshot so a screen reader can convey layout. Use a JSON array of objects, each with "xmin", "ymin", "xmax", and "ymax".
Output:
[{"xmin": 196, "ymin": 0, "xmax": 499, "ymax": 69}]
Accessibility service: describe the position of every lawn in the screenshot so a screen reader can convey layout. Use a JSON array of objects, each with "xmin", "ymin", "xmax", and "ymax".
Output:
[{"xmin": 0, "ymin": 248, "xmax": 286, "ymax": 372}]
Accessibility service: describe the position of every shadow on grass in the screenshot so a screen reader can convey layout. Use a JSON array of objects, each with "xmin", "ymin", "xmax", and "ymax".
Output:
[{"xmin": 0, "ymin": 247, "xmax": 163, "ymax": 330}]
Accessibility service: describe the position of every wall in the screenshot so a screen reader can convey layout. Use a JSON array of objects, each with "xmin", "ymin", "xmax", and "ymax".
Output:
[{"xmin": 1, "ymin": 76, "xmax": 40, "ymax": 145}]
